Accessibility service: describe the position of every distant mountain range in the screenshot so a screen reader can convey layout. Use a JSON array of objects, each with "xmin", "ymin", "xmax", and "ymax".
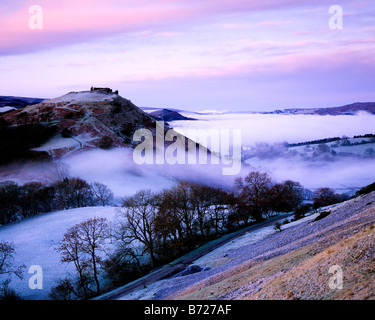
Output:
[
  {"xmin": 269, "ymin": 102, "xmax": 375, "ymax": 116},
  {"xmin": 2, "ymin": 95, "xmax": 375, "ymax": 117},
  {"xmin": 141, "ymin": 102, "xmax": 375, "ymax": 117}
]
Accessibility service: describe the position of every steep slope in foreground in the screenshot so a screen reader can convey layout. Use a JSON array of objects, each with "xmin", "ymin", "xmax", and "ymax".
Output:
[{"xmin": 167, "ymin": 192, "xmax": 375, "ymax": 300}]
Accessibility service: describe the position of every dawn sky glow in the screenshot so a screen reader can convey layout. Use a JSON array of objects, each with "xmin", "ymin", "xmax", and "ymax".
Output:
[{"xmin": 1, "ymin": 0, "xmax": 375, "ymax": 111}]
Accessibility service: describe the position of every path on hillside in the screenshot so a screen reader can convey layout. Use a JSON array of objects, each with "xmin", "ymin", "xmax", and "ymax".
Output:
[{"xmin": 97, "ymin": 214, "xmax": 291, "ymax": 300}]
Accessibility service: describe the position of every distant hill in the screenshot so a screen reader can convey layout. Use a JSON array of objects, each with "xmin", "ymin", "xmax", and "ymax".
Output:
[
  {"xmin": 149, "ymin": 108, "xmax": 196, "ymax": 121},
  {"xmin": 275, "ymin": 102, "xmax": 375, "ymax": 116},
  {"xmin": 142, "ymin": 102, "xmax": 375, "ymax": 117},
  {"xmin": 0, "ymin": 96, "xmax": 46, "ymax": 109}
]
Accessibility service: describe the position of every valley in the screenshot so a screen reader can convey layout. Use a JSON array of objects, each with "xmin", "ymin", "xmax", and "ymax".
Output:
[{"xmin": 0, "ymin": 92, "xmax": 374, "ymax": 301}]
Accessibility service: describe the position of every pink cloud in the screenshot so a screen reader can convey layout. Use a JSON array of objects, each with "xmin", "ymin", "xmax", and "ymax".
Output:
[
  {"xmin": 257, "ymin": 20, "xmax": 292, "ymax": 26},
  {"xmin": 0, "ymin": 0, "xmax": 198, "ymax": 54},
  {"xmin": 0, "ymin": 0, "xmax": 346, "ymax": 55}
]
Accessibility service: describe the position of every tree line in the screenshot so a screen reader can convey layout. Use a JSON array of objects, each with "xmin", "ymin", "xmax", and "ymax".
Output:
[
  {"xmin": 1, "ymin": 170, "xmax": 348, "ymax": 300},
  {"xmin": 51, "ymin": 171, "xmax": 332, "ymax": 300},
  {"xmin": 0, "ymin": 178, "xmax": 114, "ymax": 225}
]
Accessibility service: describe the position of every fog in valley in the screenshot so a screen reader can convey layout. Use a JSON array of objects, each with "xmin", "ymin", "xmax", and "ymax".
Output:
[
  {"xmin": 60, "ymin": 112, "xmax": 375, "ymax": 198},
  {"xmin": 1, "ymin": 112, "xmax": 374, "ymax": 199}
]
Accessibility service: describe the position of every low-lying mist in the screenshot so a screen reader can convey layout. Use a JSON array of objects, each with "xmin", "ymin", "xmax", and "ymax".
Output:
[
  {"xmin": 173, "ymin": 112, "xmax": 375, "ymax": 146},
  {"xmin": 63, "ymin": 148, "xmax": 239, "ymax": 199},
  {"xmin": 246, "ymin": 157, "xmax": 375, "ymax": 194},
  {"xmin": 1, "ymin": 112, "xmax": 374, "ymax": 199},
  {"xmin": 170, "ymin": 112, "xmax": 375, "ymax": 193}
]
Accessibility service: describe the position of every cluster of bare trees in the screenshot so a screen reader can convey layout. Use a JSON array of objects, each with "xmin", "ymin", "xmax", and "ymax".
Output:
[
  {"xmin": 114, "ymin": 183, "xmax": 238, "ymax": 270},
  {"xmin": 104, "ymin": 173, "xmax": 309, "ymax": 293},
  {"xmin": 49, "ymin": 171, "xmax": 313, "ymax": 299},
  {"xmin": 2, "ymin": 169, "xmax": 348, "ymax": 300},
  {"xmin": 234, "ymin": 171, "xmax": 305, "ymax": 222},
  {"xmin": 0, "ymin": 179, "xmax": 114, "ymax": 225}
]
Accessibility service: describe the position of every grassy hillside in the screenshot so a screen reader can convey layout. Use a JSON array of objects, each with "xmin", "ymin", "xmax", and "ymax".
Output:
[{"xmin": 169, "ymin": 192, "xmax": 375, "ymax": 300}]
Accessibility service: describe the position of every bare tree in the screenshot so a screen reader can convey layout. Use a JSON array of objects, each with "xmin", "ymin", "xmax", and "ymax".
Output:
[
  {"xmin": 107, "ymin": 236, "xmax": 144, "ymax": 284},
  {"xmin": 91, "ymin": 182, "xmax": 114, "ymax": 206},
  {"xmin": 234, "ymin": 171, "xmax": 272, "ymax": 222},
  {"xmin": 268, "ymin": 180, "xmax": 304, "ymax": 213},
  {"xmin": 0, "ymin": 181, "xmax": 21, "ymax": 224},
  {"xmin": 118, "ymin": 190, "xmax": 159, "ymax": 269},
  {"xmin": 0, "ymin": 241, "xmax": 25, "ymax": 300},
  {"xmin": 67, "ymin": 178, "xmax": 93, "ymax": 208},
  {"xmin": 0, "ymin": 241, "xmax": 25, "ymax": 280},
  {"xmin": 313, "ymin": 187, "xmax": 339, "ymax": 209},
  {"xmin": 189, "ymin": 183, "xmax": 214, "ymax": 238},
  {"xmin": 56, "ymin": 217, "xmax": 109, "ymax": 298},
  {"xmin": 157, "ymin": 189, "xmax": 184, "ymax": 250},
  {"xmin": 160, "ymin": 182, "xmax": 195, "ymax": 240}
]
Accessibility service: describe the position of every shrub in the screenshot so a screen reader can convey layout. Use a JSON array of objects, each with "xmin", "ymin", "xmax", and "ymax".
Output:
[
  {"xmin": 274, "ymin": 221, "xmax": 282, "ymax": 232},
  {"xmin": 293, "ymin": 203, "xmax": 312, "ymax": 220},
  {"xmin": 355, "ymin": 182, "xmax": 375, "ymax": 196},
  {"xmin": 313, "ymin": 211, "xmax": 331, "ymax": 222},
  {"xmin": 61, "ymin": 128, "xmax": 71, "ymax": 138},
  {"xmin": 98, "ymin": 136, "xmax": 114, "ymax": 149},
  {"xmin": 121, "ymin": 122, "xmax": 137, "ymax": 137},
  {"xmin": 0, "ymin": 280, "xmax": 23, "ymax": 300},
  {"xmin": 64, "ymin": 111, "xmax": 85, "ymax": 119}
]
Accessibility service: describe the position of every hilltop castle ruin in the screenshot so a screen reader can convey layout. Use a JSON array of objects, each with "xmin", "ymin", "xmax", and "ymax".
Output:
[{"xmin": 90, "ymin": 87, "xmax": 118, "ymax": 95}]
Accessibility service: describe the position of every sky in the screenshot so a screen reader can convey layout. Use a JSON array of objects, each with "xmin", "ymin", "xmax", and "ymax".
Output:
[{"xmin": 1, "ymin": 0, "xmax": 375, "ymax": 111}]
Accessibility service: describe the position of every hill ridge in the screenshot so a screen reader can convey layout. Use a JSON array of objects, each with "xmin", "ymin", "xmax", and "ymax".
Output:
[{"xmin": 1, "ymin": 90, "xmax": 158, "ymax": 160}]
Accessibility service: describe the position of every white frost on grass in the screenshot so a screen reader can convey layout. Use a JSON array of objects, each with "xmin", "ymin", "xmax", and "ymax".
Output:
[
  {"xmin": 117, "ymin": 211, "xmax": 321, "ymax": 300},
  {"xmin": 193, "ymin": 212, "xmax": 319, "ymax": 269},
  {"xmin": 0, "ymin": 106, "xmax": 16, "ymax": 113},
  {"xmin": 0, "ymin": 206, "xmax": 118, "ymax": 300},
  {"xmin": 49, "ymin": 91, "xmax": 116, "ymax": 104},
  {"xmin": 31, "ymin": 135, "xmax": 80, "ymax": 152}
]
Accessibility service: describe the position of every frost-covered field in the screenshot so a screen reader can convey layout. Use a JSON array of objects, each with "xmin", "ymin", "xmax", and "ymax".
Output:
[
  {"xmin": 0, "ymin": 201, "xmax": 316, "ymax": 301},
  {"xmin": 0, "ymin": 206, "xmax": 118, "ymax": 300}
]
